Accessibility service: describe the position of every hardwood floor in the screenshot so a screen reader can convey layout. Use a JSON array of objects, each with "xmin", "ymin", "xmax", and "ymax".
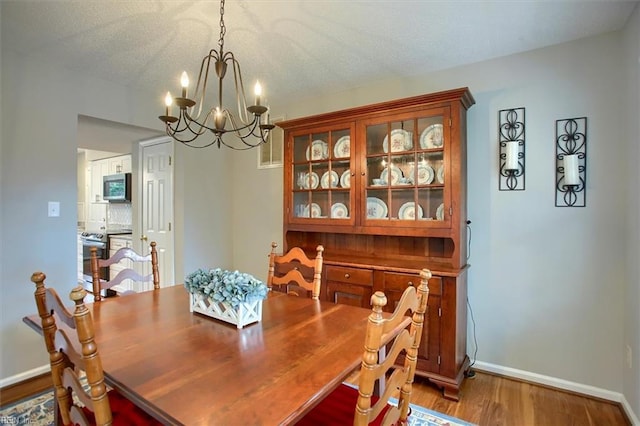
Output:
[
  {"xmin": 1, "ymin": 370, "xmax": 631, "ymax": 425},
  {"xmin": 408, "ymin": 371, "xmax": 630, "ymax": 426}
]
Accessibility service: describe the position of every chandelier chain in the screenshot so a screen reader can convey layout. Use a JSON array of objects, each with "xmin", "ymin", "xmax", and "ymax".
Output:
[{"xmin": 218, "ymin": 0, "xmax": 226, "ymax": 51}]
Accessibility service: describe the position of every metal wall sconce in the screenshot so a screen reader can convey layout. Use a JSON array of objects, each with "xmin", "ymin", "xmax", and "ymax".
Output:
[
  {"xmin": 498, "ymin": 108, "xmax": 525, "ymax": 191},
  {"xmin": 555, "ymin": 117, "xmax": 587, "ymax": 207}
]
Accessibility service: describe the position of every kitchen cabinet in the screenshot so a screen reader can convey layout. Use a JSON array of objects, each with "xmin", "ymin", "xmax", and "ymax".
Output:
[
  {"xmin": 278, "ymin": 88, "xmax": 474, "ymax": 400},
  {"xmin": 90, "ymin": 159, "xmax": 110, "ymax": 203},
  {"xmin": 108, "ymin": 154, "xmax": 132, "ymax": 174},
  {"xmin": 108, "ymin": 235, "xmax": 132, "ymax": 292}
]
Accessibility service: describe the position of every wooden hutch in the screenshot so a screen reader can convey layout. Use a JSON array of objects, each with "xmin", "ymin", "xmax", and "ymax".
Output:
[{"xmin": 278, "ymin": 87, "xmax": 475, "ymax": 400}]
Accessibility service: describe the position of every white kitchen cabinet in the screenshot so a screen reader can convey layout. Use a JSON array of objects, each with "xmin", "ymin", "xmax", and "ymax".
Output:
[
  {"xmin": 108, "ymin": 154, "xmax": 132, "ymax": 174},
  {"xmin": 87, "ymin": 203, "xmax": 107, "ymax": 232},
  {"xmin": 90, "ymin": 159, "xmax": 110, "ymax": 203},
  {"xmin": 109, "ymin": 235, "xmax": 133, "ymax": 292}
]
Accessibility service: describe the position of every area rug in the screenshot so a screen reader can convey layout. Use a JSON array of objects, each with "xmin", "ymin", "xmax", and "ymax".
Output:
[{"xmin": 0, "ymin": 390, "xmax": 475, "ymax": 426}]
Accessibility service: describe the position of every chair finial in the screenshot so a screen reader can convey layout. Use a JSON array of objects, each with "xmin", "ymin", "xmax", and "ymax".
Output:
[
  {"xmin": 31, "ymin": 271, "xmax": 46, "ymax": 288},
  {"xmin": 70, "ymin": 286, "xmax": 87, "ymax": 304}
]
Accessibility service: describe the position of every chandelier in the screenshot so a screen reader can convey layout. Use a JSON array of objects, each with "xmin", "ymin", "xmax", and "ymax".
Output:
[{"xmin": 158, "ymin": 0, "xmax": 274, "ymax": 149}]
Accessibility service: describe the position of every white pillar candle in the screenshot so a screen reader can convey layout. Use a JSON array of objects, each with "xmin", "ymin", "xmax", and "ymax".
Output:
[
  {"xmin": 505, "ymin": 141, "xmax": 519, "ymax": 170},
  {"xmin": 564, "ymin": 154, "xmax": 579, "ymax": 185}
]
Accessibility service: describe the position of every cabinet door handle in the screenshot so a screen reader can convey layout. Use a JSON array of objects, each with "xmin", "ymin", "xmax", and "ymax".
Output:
[
  {"xmin": 344, "ymin": 273, "xmax": 350, "ymax": 279},
  {"xmin": 408, "ymin": 281, "xmax": 414, "ymax": 286},
  {"xmin": 361, "ymin": 172, "xmax": 365, "ymax": 176},
  {"xmin": 140, "ymin": 235, "xmax": 148, "ymax": 241}
]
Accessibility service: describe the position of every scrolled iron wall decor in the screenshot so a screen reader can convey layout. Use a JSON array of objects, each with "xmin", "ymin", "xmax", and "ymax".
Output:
[
  {"xmin": 498, "ymin": 108, "xmax": 525, "ymax": 191},
  {"xmin": 555, "ymin": 117, "xmax": 587, "ymax": 207}
]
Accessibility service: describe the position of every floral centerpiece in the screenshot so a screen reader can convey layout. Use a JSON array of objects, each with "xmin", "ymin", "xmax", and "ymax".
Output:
[{"xmin": 185, "ymin": 268, "xmax": 268, "ymax": 328}]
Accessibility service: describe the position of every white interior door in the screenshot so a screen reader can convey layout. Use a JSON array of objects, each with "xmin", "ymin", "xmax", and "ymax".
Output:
[{"xmin": 140, "ymin": 138, "xmax": 175, "ymax": 289}]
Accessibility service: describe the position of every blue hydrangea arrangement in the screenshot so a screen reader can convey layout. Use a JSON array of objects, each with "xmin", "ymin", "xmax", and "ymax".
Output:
[{"xmin": 185, "ymin": 268, "xmax": 268, "ymax": 308}]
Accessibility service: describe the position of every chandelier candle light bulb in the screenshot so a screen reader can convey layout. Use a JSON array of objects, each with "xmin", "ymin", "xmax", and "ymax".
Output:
[
  {"xmin": 164, "ymin": 92, "xmax": 173, "ymax": 117},
  {"xmin": 181, "ymin": 71, "xmax": 189, "ymax": 98},
  {"xmin": 254, "ymin": 81, "xmax": 262, "ymax": 106}
]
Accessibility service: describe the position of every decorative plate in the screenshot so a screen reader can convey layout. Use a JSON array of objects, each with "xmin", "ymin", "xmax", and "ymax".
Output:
[
  {"xmin": 331, "ymin": 202, "xmax": 349, "ymax": 219},
  {"xmin": 383, "ymin": 129, "xmax": 413, "ymax": 153},
  {"xmin": 321, "ymin": 170, "xmax": 339, "ymax": 188},
  {"xmin": 303, "ymin": 203, "xmax": 322, "ymax": 218},
  {"xmin": 436, "ymin": 203, "xmax": 445, "ymax": 221},
  {"xmin": 301, "ymin": 172, "xmax": 319, "ymax": 189},
  {"xmin": 436, "ymin": 165, "xmax": 444, "ymax": 184},
  {"xmin": 366, "ymin": 197, "xmax": 388, "ymax": 219},
  {"xmin": 334, "ymin": 136, "xmax": 350, "ymax": 158},
  {"xmin": 306, "ymin": 140, "xmax": 328, "ymax": 161},
  {"xmin": 398, "ymin": 202, "xmax": 424, "ymax": 220},
  {"xmin": 380, "ymin": 164, "xmax": 403, "ymax": 185},
  {"xmin": 420, "ymin": 124, "xmax": 444, "ymax": 149},
  {"xmin": 408, "ymin": 163, "xmax": 434, "ymax": 185},
  {"xmin": 340, "ymin": 169, "xmax": 351, "ymax": 188}
]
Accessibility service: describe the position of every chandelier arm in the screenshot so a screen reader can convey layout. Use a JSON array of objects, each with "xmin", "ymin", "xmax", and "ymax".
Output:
[
  {"xmin": 226, "ymin": 113, "xmax": 270, "ymax": 148},
  {"xmin": 191, "ymin": 51, "xmax": 220, "ymax": 121},
  {"xmin": 184, "ymin": 109, "xmax": 220, "ymax": 135},
  {"xmin": 228, "ymin": 54, "xmax": 252, "ymax": 124}
]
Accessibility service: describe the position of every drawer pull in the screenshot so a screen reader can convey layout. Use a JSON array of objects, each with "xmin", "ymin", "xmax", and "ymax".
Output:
[
  {"xmin": 408, "ymin": 281, "xmax": 414, "ymax": 286},
  {"xmin": 344, "ymin": 273, "xmax": 350, "ymax": 279}
]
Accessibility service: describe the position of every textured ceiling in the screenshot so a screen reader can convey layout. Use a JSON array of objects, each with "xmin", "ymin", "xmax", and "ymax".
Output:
[{"xmin": 2, "ymin": 0, "xmax": 638, "ymax": 149}]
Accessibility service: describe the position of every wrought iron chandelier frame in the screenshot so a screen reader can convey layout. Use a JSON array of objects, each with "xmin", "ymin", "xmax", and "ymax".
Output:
[{"xmin": 158, "ymin": 0, "xmax": 274, "ymax": 149}]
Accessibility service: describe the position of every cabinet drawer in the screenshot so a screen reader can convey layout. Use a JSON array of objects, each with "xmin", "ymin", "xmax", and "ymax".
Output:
[
  {"xmin": 325, "ymin": 266, "xmax": 373, "ymax": 286},
  {"xmin": 110, "ymin": 238, "xmax": 131, "ymax": 251},
  {"xmin": 383, "ymin": 272, "xmax": 442, "ymax": 296}
]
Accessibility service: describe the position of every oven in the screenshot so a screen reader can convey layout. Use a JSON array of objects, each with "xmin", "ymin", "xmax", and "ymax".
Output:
[{"xmin": 80, "ymin": 232, "xmax": 109, "ymax": 283}]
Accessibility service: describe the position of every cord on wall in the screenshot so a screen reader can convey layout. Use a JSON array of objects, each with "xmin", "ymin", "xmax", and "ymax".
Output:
[
  {"xmin": 466, "ymin": 220, "xmax": 472, "ymax": 261},
  {"xmin": 465, "ymin": 296, "xmax": 478, "ymax": 378}
]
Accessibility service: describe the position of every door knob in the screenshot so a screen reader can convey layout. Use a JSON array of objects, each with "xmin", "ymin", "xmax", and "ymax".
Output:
[{"xmin": 140, "ymin": 235, "xmax": 148, "ymax": 241}]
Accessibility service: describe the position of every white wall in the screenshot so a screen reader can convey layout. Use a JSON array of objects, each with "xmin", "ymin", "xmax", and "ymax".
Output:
[
  {"xmin": 231, "ymin": 28, "xmax": 637, "ymax": 403},
  {"xmin": 623, "ymin": 3, "xmax": 640, "ymax": 418},
  {"xmin": 0, "ymin": 46, "xmax": 233, "ymax": 379}
]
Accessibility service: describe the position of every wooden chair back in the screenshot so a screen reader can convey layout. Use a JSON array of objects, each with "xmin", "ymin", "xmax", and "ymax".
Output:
[
  {"xmin": 90, "ymin": 241, "xmax": 159, "ymax": 301},
  {"xmin": 355, "ymin": 268, "xmax": 430, "ymax": 425},
  {"xmin": 30, "ymin": 272, "xmax": 112, "ymax": 425},
  {"xmin": 267, "ymin": 242, "xmax": 324, "ymax": 299}
]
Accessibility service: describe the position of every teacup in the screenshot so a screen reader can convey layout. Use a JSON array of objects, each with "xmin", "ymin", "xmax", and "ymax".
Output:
[{"xmin": 372, "ymin": 178, "xmax": 384, "ymax": 185}]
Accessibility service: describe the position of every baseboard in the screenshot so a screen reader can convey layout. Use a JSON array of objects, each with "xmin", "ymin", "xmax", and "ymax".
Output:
[
  {"xmin": 473, "ymin": 361, "xmax": 639, "ymax": 425},
  {"xmin": 0, "ymin": 365, "xmax": 50, "ymax": 388}
]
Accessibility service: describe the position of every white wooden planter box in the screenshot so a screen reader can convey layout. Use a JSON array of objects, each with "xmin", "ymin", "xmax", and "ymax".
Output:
[{"xmin": 189, "ymin": 292, "xmax": 263, "ymax": 329}]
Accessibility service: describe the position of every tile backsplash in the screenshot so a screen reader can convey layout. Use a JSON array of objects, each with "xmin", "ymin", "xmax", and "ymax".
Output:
[{"xmin": 108, "ymin": 203, "xmax": 132, "ymax": 228}]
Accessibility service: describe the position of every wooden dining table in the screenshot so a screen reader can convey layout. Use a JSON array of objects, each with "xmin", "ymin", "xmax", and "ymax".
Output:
[{"xmin": 24, "ymin": 285, "xmax": 410, "ymax": 425}]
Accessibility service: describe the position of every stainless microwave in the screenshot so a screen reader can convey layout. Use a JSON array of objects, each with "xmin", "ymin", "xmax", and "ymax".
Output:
[{"xmin": 103, "ymin": 173, "xmax": 131, "ymax": 202}]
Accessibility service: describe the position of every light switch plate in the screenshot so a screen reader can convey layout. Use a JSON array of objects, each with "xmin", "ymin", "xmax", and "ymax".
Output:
[{"xmin": 48, "ymin": 201, "xmax": 60, "ymax": 217}]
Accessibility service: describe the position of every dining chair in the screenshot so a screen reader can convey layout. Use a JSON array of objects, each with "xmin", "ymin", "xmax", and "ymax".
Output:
[
  {"xmin": 267, "ymin": 242, "xmax": 324, "ymax": 299},
  {"xmin": 29, "ymin": 272, "xmax": 161, "ymax": 425},
  {"xmin": 90, "ymin": 241, "xmax": 159, "ymax": 301},
  {"xmin": 296, "ymin": 268, "xmax": 431, "ymax": 426}
]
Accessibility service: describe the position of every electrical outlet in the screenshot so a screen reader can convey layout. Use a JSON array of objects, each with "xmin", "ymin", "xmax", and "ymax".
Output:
[{"xmin": 627, "ymin": 345, "xmax": 632, "ymax": 369}]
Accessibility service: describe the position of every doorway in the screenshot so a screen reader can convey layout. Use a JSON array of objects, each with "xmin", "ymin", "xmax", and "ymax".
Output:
[{"xmin": 76, "ymin": 115, "xmax": 170, "ymax": 289}]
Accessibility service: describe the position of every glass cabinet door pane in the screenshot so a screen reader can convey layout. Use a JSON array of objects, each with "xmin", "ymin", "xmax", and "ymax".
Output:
[
  {"xmin": 291, "ymin": 128, "xmax": 352, "ymax": 222},
  {"xmin": 417, "ymin": 188, "xmax": 445, "ymax": 221}
]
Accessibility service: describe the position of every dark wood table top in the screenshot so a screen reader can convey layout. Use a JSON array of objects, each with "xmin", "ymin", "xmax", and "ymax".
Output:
[{"xmin": 24, "ymin": 285, "xmax": 409, "ymax": 425}]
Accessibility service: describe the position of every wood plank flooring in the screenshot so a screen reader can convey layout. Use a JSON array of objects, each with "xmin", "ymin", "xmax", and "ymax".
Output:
[
  {"xmin": 408, "ymin": 370, "xmax": 630, "ymax": 426},
  {"xmin": 1, "ymin": 370, "xmax": 631, "ymax": 425}
]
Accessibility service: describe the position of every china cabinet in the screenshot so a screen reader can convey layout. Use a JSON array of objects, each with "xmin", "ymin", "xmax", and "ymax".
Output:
[{"xmin": 278, "ymin": 88, "xmax": 474, "ymax": 400}]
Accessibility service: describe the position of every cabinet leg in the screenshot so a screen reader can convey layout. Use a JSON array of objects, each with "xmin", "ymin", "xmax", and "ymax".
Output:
[{"xmin": 428, "ymin": 378, "xmax": 461, "ymax": 401}]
